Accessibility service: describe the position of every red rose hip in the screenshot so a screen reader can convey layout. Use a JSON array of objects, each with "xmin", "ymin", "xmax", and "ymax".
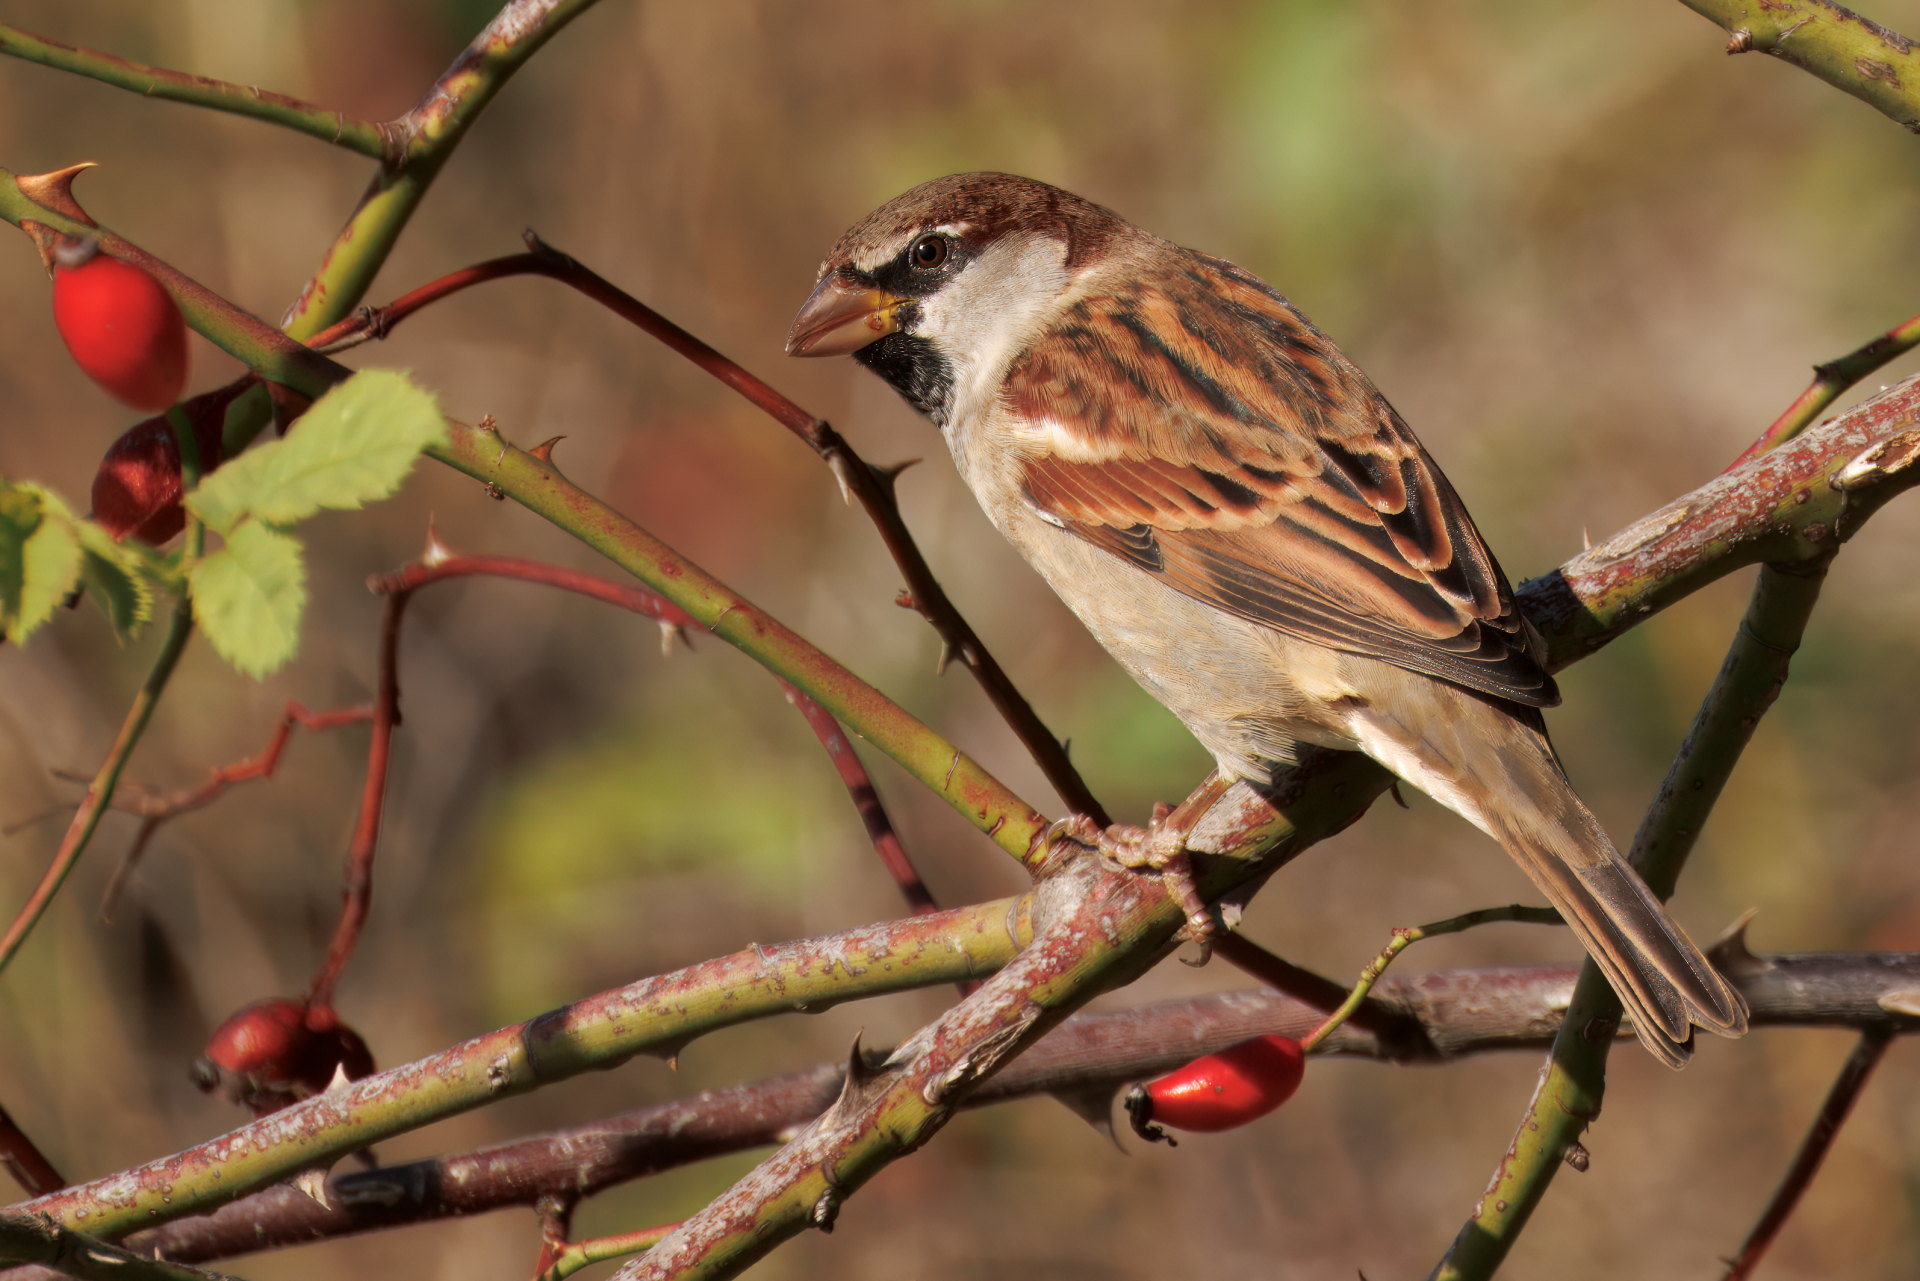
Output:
[
  {"xmin": 1125, "ymin": 1034, "xmax": 1306, "ymax": 1144},
  {"xmin": 51, "ymin": 240, "xmax": 188, "ymax": 411},
  {"xmin": 91, "ymin": 384, "xmax": 237, "ymax": 543}
]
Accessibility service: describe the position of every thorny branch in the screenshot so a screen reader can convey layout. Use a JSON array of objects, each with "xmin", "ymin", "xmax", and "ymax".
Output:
[
  {"xmin": 314, "ymin": 237, "xmax": 1106, "ymax": 822},
  {"xmin": 366, "ymin": 553, "xmax": 942, "ymax": 925},
  {"xmin": 1679, "ymin": 1, "xmax": 1920, "ymax": 133},
  {"xmin": 1435, "ymin": 559, "xmax": 1831, "ymax": 1280},
  {"xmin": 10, "ymin": 949, "xmax": 1906, "ymax": 1276}
]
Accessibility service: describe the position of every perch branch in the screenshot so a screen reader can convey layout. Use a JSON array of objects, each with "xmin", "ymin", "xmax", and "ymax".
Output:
[{"xmin": 6, "ymin": 950, "xmax": 1915, "ymax": 1274}]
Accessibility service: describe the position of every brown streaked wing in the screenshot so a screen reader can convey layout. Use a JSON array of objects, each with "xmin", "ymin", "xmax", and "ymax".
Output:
[{"xmin": 1007, "ymin": 253, "xmax": 1556, "ymax": 707}]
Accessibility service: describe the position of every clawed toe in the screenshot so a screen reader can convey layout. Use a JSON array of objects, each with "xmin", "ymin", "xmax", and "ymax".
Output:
[{"xmin": 1039, "ymin": 809, "xmax": 1216, "ymax": 947}]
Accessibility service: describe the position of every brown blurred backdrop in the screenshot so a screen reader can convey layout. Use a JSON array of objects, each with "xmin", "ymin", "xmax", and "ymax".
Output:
[{"xmin": 2, "ymin": 2, "xmax": 1918, "ymax": 1278}]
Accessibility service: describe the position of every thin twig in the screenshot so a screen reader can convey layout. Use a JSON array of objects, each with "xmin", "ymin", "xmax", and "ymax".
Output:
[
  {"xmin": 1726, "ymin": 308, "xmax": 1920, "ymax": 469},
  {"xmin": 0, "ymin": 1107, "xmax": 62, "ymax": 1197},
  {"xmin": 535, "ymin": 1223, "xmax": 678, "ymax": 1281},
  {"xmin": 1210, "ymin": 933, "xmax": 1393, "ymax": 1033},
  {"xmin": 1299, "ymin": 906, "xmax": 1561, "ymax": 1053},
  {"xmin": 317, "ymin": 239, "xmax": 1106, "ymax": 823},
  {"xmin": 94, "ymin": 703, "xmax": 374, "ymax": 921},
  {"xmin": 777, "ymin": 680, "xmax": 940, "ymax": 918},
  {"xmin": 0, "ymin": 605, "xmax": 194, "ymax": 975},
  {"xmin": 0, "ymin": 21, "xmax": 388, "ymax": 157},
  {"xmin": 1721, "ymin": 1029, "xmax": 1897, "ymax": 1280},
  {"xmin": 304, "ymin": 601, "xmax": 408, "ymax": 1014},
  {"xmin": 369, "ymin": 552, "xmax": 944, "ymax": 936}
]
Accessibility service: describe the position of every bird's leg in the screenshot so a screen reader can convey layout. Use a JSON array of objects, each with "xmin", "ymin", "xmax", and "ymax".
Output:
[{"xmin": 1039, "ymin": 772, "xmax": 1237, "ymax": 948}]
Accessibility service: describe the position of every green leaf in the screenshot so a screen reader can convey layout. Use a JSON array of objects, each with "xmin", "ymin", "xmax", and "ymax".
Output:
[
  {"xmin": 0, "ymin": 485, "xmax": 85, "ymax": 642},
  {"xmin": 76, "ymin": 522, "xmax": 155, "ymax": 639},
  {"xmin": 0, "ymin": 487, "xmax": 39, "ymax": 628},
  {"xmin": 190, "ymin": 522, "xmax": 307, "ymax": 677},
  {"xmin": 187, "ymin": 370, "xmax": 445, "ymax": 534}
]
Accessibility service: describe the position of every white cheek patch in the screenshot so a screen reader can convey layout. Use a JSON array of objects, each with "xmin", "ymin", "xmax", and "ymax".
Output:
[{"xmin": 918, "ymin": 234, "xmax": 1073, "ymax": 420}]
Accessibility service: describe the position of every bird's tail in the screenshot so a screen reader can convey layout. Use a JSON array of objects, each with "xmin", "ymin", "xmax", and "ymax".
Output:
[{"xmin": 1344, "ymin": 692, "xmax": 1748, "ymax": 1067}]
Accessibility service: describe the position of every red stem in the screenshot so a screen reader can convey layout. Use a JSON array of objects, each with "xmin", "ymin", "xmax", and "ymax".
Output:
[
  {"xmin": 97, "ymin": 702, "xmax": 374, "ymax": 920},
  {"xmin": 318, "ymin": 241, "xmax": 1107, "ymax": 825},
  {"xmin": 777, "ymin": 679, "xmax": 939, "ymax": 918},
  {"xmin": 1724, "ymin": 309, "xmax": 1920, "ymax": 471},
  {"xmin": 366, "ymin": 553, "xmax": 945, "ymax": 949},
  {"xmin": 306, "ymin": 597, "xmax": 410, "ymax": 1013},
  {"xmin": 0, "ymin": 1103, "xmax": 64, "ymax": 1196},
  {"xmin": 1722, "ymin": 1029, "xmax": 1896, "ymax": 1280}
]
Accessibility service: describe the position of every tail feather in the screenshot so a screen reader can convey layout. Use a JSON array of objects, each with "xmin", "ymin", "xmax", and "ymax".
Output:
[{"xmin": 1343, "ymin": 693, "xmax": 1748, "ymax": 1067}]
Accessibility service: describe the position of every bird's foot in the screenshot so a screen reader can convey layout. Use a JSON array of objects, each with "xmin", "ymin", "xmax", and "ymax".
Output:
[{"xmin": 1039, "ymin": 800, "xmax": 1217, "ymax": 951}]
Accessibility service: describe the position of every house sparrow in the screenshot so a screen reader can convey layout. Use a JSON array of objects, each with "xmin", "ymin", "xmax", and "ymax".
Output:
[{"xmin": 786, "ymin": 172, "xmax": 1746, "ymax": 1066}]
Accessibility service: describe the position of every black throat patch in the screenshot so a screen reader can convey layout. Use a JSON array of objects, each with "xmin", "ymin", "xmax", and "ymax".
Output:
[{"xmin": 853, "ymin": 330, "xmax": 955, "ymax": 427}]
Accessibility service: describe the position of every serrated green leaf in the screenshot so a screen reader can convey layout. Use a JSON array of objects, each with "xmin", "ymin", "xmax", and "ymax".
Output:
[
  {"xmin": 14, "ymin": 510, "xmax": 83, "ymax": 640},
  {"xmin": 187, "ymin": 370, "xmax": 445, "ymax": 534},
  {"xmin": 78, "ymin": 540, "xmax": 155, "ymax": 639},
  {"xmin": 0, "ymin": 487, "xmax": 40, "ymax": 628},
  {"xmin": 189, "ymin": 522, "xmax": 307, "ymax": 678}
]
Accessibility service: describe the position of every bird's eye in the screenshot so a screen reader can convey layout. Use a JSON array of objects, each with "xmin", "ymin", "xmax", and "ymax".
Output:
[{"xmin": 908, "ymin": 235, "xmax": 951, "ymax": 270}]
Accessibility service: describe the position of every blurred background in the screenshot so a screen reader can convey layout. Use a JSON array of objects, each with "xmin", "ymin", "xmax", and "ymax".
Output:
[{"xmin": 3, "ymin": 1, "xmax": 1919, "ymax": 1277}]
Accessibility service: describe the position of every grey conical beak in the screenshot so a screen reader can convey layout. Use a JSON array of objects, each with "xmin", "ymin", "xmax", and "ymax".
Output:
[{"xmin": 785, "ymin": 274, "xmax": 907, "ymax": 357}]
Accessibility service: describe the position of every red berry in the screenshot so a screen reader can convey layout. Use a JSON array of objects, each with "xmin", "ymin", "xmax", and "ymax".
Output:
[
  {"xmin": 1125, "ymin": 1034, "xmax": 1305, "ymax": 1144},
  {"xmin": 51, "ymin": 241, "xmax": 188, "ymax": 411},
  {"xmin": 192, "ymin": 998, "xmax": 375, "ymax": 1116},
  {"xmin": 199, "ymin": 998, "xmax": 313, "ymax": 1084},
  {"xmin": 91, "ymin": 384, "xmax": 237, "ymax": 543}
]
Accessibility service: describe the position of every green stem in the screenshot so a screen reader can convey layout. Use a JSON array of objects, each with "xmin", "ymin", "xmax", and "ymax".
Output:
[
  {"xmin": 281, "ymin": 0, "xmax": 605, "ymax": 340},
  {"xmin": 0, "ymin": 601, "xmax": 193, "ymax": 973},
  {"xmin": 1675, "ymin": 1, "xmax": 1920, "ymax": 132},
  {"xmin": 538, "ymin": 1226, "xmax": 678, "ymax": 1281},
  {"xmin": 1431, "ymin": 561, "xmax": 1830, "ymax": 1281},
  {"xmin": 1299, "ymin": 905, "xmax": 1560, "ymax": 1054},
  {"xmin": 17, "ymin": 899, "xmax": 1031, "ymax": 1238},
  {"xmin": 0, "ymin": 21, "xmax": 387, "ymax": 157}
]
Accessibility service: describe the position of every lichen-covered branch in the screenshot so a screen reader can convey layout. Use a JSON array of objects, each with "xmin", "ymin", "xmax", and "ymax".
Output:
[
  {"xmin": 2, "ymin": 952, "xmax": 1894, "ymax": 1279},
  {"xmin": 6, "ymin": 901, "xmax": 1029, "ymax": 1240}
]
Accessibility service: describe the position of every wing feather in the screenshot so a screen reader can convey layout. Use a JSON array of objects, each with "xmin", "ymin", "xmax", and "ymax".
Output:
[{"xmin": 1006, "ymin": 253, "xmax": 1556, "ymax": 707}]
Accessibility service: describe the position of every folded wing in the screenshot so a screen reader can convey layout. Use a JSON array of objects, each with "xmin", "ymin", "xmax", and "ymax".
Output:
[{"xmin": 1005, "ymin": 253, "xmax": 1556, "ymax": 708}]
